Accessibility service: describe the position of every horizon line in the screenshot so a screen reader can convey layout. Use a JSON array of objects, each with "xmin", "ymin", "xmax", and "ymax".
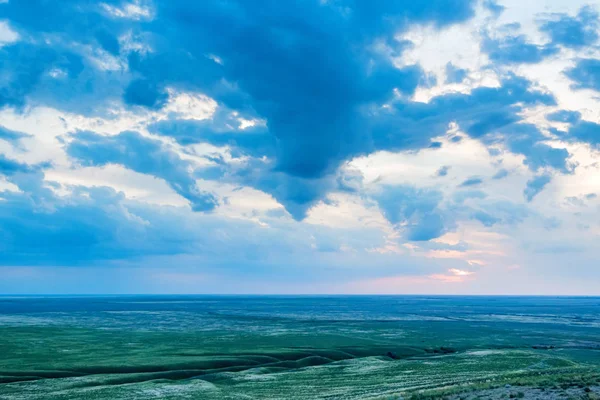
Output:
[{"xmin": 1, "ymin": 293, "xmax": 599, "ymax": 297}]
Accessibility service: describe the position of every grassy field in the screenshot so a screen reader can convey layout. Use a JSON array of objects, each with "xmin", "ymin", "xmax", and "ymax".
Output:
[{"xmin": 1, "ymin": 296, "xmax": 599, "ymax": 399}]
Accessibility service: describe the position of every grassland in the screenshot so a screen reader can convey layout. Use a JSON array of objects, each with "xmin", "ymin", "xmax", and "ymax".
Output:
[{"xmin": 0, "ymin": 296, "xmax": 598, "ymax": 399}]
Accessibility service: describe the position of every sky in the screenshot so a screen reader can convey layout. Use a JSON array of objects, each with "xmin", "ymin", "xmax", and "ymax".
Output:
[{"xmin": 1, "ymin": 0, "xmax": 600, "ymax": 295}]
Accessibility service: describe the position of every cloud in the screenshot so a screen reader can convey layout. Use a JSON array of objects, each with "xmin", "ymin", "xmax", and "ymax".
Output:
[
  {"xmin": 427, "ymin": 268, "xmax": 474, "ymax": 284},
  {"xmin": 151, "ymin": 71, "xmax": 564, "ymax": 221},
  {"xmin": 0, "ymin": 125, "xmax": 29, "ymax": 143},
  {"xmin": 366, "ymin": 75, "xmax": 563, "ymax": 196},
  {"xmin": 0, "ymin": 180, "xmax": 288, "ymax": 267},
  {"xmin": 239, "ymin": 165, "xmax": 340, "ymax": 220},
  {"xmin": 375, "ymin": 75, "xmax": 555, "ymax": 145},
  {"xmin": 148, "ymin": 108, "xmax": 274, "ymax": 158},
  {"xmin": 478, "ymin": 200, "xmax": 530, "ymax": 225},
  {"xmin": 445, "ymin": 62, "xmax": 468, "ymax": 83},
  {"xmin": 0, "ymin": 158, "xmax": 357, "ymax": 266},
  {"xmin": 0, "ymin": 20, "xmax": 19, "ymax": 46},
  {"xmin": 0, "ymin": 40, "xmax": 124, "ymax": 113},
  {"xmin": 0, "ymin": 154, "xmax": 35, "ymax": 175},
  {"xmin": 1, "ymin": 163, "xmax": 153, "ymax": 266},
  {"xmin": 482, "ymin": 33, "xmax": 558, "ymax": 65},
  {"xmin": 126, "ymin": 0, "xmax": 479, "ymax": 180},
  {"xmin": 546, "ymin": 110, "xmax": 582, "ymax": 124},
  {"xmin": 473, "ymin": 211, "xmax": 499, "ymax": 227},
  {"xmin": 2, "ymin": 0, "xmax": 600, "ymax": 294},
  {"xmin": 65, "ymin": 130, "xmax": 218, "ymax": 211},
  {"xmin": 436, "ymin": 165, "xmax": 451, "ymax": 177},
  {"xmin": 564, "ymin": 120, "xmax": 600, "ymax": 149},
  {"xmin": 429, "ymin": 269, "xmax": 472, "ymax": 283},
  {"xmin": 539, "ymin": 6, "xmax": 599, "ymax": 49},
  {"xmin": 97, "ymin": 0, "xmax": 484, "ymax": 219},
  {"xmin": 492, "ymin": 169, "xmax": 509, "ymax": 180},
  {"xmin": 157, "ymin": 74, "xmax": 559, "ymax": 218},
  {"xmin": 509, "ymin": 140, "xmax": 572, "ymax": 174},
  {"xmin": 460, "ymin": 176, "xmax": 483, "ymax": 187},
  {"xmin": 123, "ymin": 79, "xmax": 168, "ymax": 110},
  {"xmin": 500, "ymin": 124, "xmax": 572, "ymax": 173},
  {"xmin": 524, "ymin": 174, "xmax": 551, "ymax": 202},
  {"xmin": 482, "ymin": 0, "xmax": 504, "ymax": 17},
  {"xmin": 374, "ymin": 185, "xmax": 449, "ymax": 241},
  {"xmin": 0, "ymin": 156, "xmax": 394, "ymax": 274},
  {"xmin": 566, "ymin": 58, "xmax": 600, "ymax": 92},
  {"xmin": 0, "ymin": 185, "xmax": 158, "ymax": 265},
  {"xmin": 448, "ymin": 268, "xmax": 473, "ymax": 276},
  {"xmin": 3, "ymin": 0, "xmax": 565, "ymax": 221},
  {"xmin": 453, "ymin": 190, "xmax": 487, "ymax": 204}
]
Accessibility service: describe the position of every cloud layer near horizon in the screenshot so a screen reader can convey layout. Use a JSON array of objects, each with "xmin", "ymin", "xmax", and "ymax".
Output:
[{"xmin": 1, "ymin": 0, "xmax": 600, "ymax": 294}]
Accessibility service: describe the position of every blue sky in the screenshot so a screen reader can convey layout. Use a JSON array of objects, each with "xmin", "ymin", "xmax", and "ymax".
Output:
[{"xmin": 1, "ymin": 0, "xmax": 600, "ymax": 294}]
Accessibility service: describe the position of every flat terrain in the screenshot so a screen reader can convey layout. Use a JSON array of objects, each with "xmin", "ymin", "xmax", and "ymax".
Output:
[
  {"xmin": 445, "ymin": 386, "xmax": 600, "ymax": 400},
  {"xmin": 0, "ymin": 296, "xmax": 599, "ymax": 399}
]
